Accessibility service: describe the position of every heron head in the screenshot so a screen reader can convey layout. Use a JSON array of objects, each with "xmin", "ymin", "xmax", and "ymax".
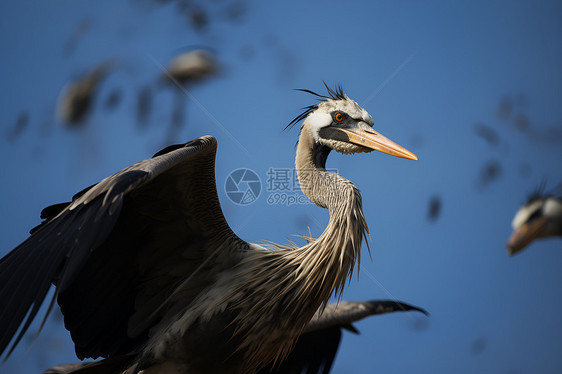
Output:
[
  {"xmin": 507, "ymin": 195, "xmax": 562, "ymax": 255},
  {"xmin": 287, "ymin": 84, "xmax": 417, "ymax": 160}
]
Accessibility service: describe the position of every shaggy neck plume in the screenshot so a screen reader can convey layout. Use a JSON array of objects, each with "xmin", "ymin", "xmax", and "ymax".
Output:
[{"xmin": 293, "ymin": 126, "xmax": 368, "ymax": 299}]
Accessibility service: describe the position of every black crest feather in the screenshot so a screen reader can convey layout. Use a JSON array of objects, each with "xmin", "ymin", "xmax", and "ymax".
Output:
[
  {"xmin": 526, "ymin": 180, "xmax": 562, "ymax": 204},
  {"xmin": 285, "ymin": 82, "xmax": 346, "ymax": 131},
  {"xmin": 527, "ymin": 180, "xmax": 547, "ymax": 204}
]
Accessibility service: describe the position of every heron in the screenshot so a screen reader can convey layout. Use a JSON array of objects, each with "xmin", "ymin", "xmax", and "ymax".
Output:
[
  {"xmin": 0, "ymin": 85, "xmax": 417, "ymax": 373},
  {"xmin": 507, "ymin": 187, "xmax": 562, "ymax": 255},
  {"xmin": 43, "ymin": 300, "xmax": 427, "ymax": 374}
]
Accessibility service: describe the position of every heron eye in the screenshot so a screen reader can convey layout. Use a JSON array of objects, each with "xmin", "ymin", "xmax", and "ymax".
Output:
[{"xmin": 335, "ymin": 113, "xmax": 344, "ymax": 122}]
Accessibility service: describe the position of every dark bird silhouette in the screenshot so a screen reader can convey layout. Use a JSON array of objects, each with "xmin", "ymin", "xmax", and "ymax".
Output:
[
  {"xmin": 427, "ymin": 195, "xmax": 442, "ymax": 222},
  {"xmin": 473, "ymin": 123, "xmax": 499, "ymax": 147},
  {"xmin": 62, "ymin": 19, "xmax": 93, "ymax": 57},
  {"xmin": 496, "ymin": 96, "xmax": 513, "ymax": 120},
  {"xmin": 477, "ymin": 160, "xmax": 502, "ymax": 189},
  {"xmin": 5, "ymin": 110, "xmax": 29, "ymax": 143},
  {"xmin": 104, "ymin": 89, "xmax": 122, "ymax": 111},
  {"xmin": 0, "ymin": 86, "xmax": 417, "ymax": 373}
]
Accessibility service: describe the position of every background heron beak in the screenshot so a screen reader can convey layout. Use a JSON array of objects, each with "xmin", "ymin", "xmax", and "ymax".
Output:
[
  {"xmin": 339, "ymin": 127, "xmax": 418, "ymax": 160},
  {"xmin": 507, "ymin": 217, "xmax": 548, "ymax": 255}
]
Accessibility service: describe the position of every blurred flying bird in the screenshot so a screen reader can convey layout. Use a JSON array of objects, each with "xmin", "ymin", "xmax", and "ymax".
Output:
[
  {"xmin": 164, "ymin": 49, "xmax": 217, "ymax": 84},
  {"xmin": 223, "ymin": 1, "xmax": 247, "ymax": 23},
  {"xmin": 543, "ymin": 126, "xmax": 562, "ymax": 145},
  {"xmin": 474, "ymin": 123, "xmax": 499, "ymax": 147},
  {"xmin": 62, "ymin": 19, "xmax": 93, "ymax": 57},
  {"xmin": 496, "ymin": 96, "xmax": 513, "ymax": 120},
  {"xmin": 56, "ymin": 60, "xmax": 115, "ymax": 126},
  {"xmin": 104, "ymin": 89, "xmax": 122, "ymax": 111},
  {"xmin": 174, "ymin": 1, "xmax": 208, "ymax": 31},
  {"xmin": 477, "ymin": 160, "xmax": 502, "ymax": 189},
  {"xmin": 494, "ymin": 93, "xmax": 562, "ymax": 148},
  {"xmin": 507, "ymin": 186, "xmax": 562, "ymax": 255},
  {"xmin": 427, "ymin": 195, "xmax": 442, "ymax": 222},
  {"xmin": 168, "ymin": 90, "xmax": 187, "ymax": 142},
  {"xmin": 408, "ymin": 315, "xmax": 430, "ymax": 332},
  {"xmin": 5, "ymin": 110, "xmax": 29, "ymax": 143},
  {"xmin": 43, "ymin": 300, "xmax": 426, "ymax": 374},
  {"xmin": 187, "ymin": 7, "xmax": 208, "ymax": 31},
  {"xmin": 0, "ymin": 86, "xmax": 417, "ymax": 373},
  {"xmin": 497, "ymin": 94, "xmax": 528, "ymax": 122},
  {"xmin": 189, "ymin": 8, "xmax": 208, "ymax": 31},
  {"xmin": 512, "ymin": 113, "xmax": 530, "ymax": 132},
  {"xmin": 136, "ymin": 85, "xmax": 152, "ymax": 129},
  {"xmin": 470, "ymin": 337, "xmax": 486, "ymax": 355}
]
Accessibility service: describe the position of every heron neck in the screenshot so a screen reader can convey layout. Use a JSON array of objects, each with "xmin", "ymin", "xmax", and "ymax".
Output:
[
  {"xmin": 295, "ymin": 128, "xmax": 348, "ymax": 211},
  {"xmin": 292, "ymin": 127, "xmax": 369, "ymax": 295}
]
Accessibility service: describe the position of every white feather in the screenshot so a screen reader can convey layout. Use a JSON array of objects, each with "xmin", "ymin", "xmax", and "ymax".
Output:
[
  {"xmin": 306, "ymin": 112, "xmax": 332, "ymax": 141},
  {"xmin": 512, "ymin": 200, "xmax": 542, "ymax": 229},
  {"xmin": 543, "ymin": 197, "xmax": 562, "ymax": 219}
]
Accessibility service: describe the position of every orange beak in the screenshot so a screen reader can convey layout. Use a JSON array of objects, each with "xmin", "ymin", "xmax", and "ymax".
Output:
[
  {"xmin": 507, "ymin": 217, "xmax": 548, "ymax": 255},
  {"xmin": 340, "ymin": 127, "xmax": 418, "ymax": 161}
]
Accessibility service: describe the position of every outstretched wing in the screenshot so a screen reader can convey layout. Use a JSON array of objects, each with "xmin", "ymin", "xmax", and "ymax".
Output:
[
  {"xmin": 0, "ymin": 135, "xmax": 246, "ymax": 360},
  {"xmin": 261, "ymin": 300, "xmax": 427, "ymax": 374}
]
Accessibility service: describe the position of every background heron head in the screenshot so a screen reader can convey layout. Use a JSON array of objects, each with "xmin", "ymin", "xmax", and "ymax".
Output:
[{"xmin": 508, "ymin": 194, "xmax": 562, "ymax": 255}]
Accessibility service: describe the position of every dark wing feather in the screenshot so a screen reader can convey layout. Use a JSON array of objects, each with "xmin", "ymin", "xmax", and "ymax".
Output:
[
  {"xmin": 261, "ymin": 328, "xmax": 342, "ymax": 374},
  {"xmin": 0, "ymin": 135, "xmax": 244, "ymax": 361},
  {"xmin": 30, "ymin": 181, "xmax": 100, "ymax": 235},
  {"xmin": 0, "ymin": 171, "xmax": 143, "ymax": 359}
]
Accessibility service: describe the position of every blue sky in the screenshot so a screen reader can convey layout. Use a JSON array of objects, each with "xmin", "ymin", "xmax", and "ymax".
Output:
[{"xmin": 1, "ymin": 1, "xmax": 562, "ymax": 373}]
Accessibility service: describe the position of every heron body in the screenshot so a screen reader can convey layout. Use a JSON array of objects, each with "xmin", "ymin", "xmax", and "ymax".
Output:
[
  {"xmin": 0, "ymin": 86, "xmax": 417, "ymax": 373},
  {"xmin": 44, "ymin": 300, "xmax": 427, "ymax": 374}
]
